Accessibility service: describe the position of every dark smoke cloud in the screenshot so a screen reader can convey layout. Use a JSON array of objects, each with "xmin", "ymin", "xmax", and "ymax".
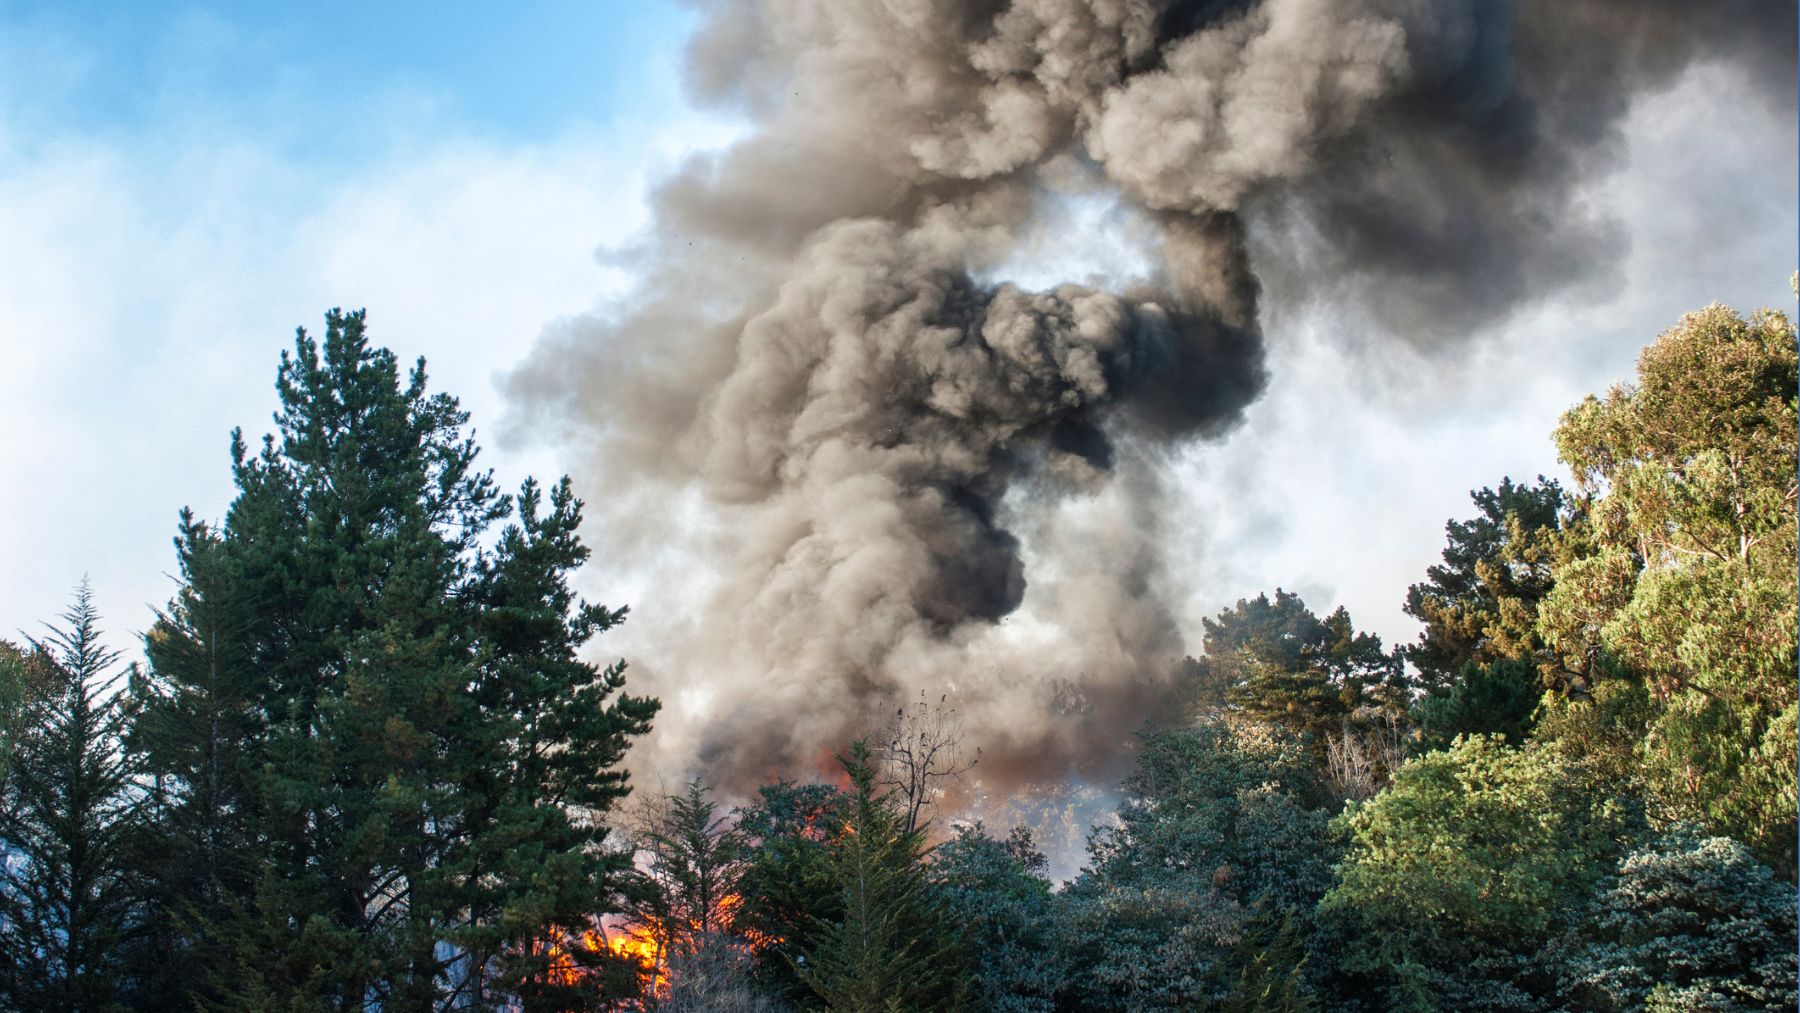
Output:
[{"xmin": 504, "ymin": 0, "xmax": 1796, "ymax": 790}]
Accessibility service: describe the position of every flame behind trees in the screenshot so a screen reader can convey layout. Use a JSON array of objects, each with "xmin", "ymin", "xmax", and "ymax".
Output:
[{"xmin": 628, "ymin": 780, "xmax": 755, "ymax": 977}]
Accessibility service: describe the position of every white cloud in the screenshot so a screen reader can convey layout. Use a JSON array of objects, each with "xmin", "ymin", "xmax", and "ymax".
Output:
[{"xmin": 0, "ymin": 92, "xmax": 735, "ymax": 644}]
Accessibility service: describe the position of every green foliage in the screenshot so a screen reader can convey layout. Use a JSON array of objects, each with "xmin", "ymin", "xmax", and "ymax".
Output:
[
  {"xmin": 1057, "ymin": 721, "xmax": 1335, "ymax": 1012},
  {"xmin": 0, "ymin": 640, "xmax": 41, "ymax": 781},
  {"xmin": 1403, "ymin": 478, "xmax": 1566, "ymax": 690},
  {"xmin": 1543, "ymin": 830, "xmax": 1798, "ymax": 1011},
  {"xmin": 1538, "ymin": 303, "xmax": 1798, "ymax": 875},
  {"xmin": 1220, "ymin": 917, "xmax": 1317, "ymax": 1013},
  {"xmin": 1412, "ymin": 657, "xmax": 1538, "ymax": 748},
  {"xmin": 1318, "ymin": 736, "xmax": 1645, "ymax": 1010},
  {"xmin": 1186, "ymin": 591, "xmax": 1404, "ymax": 749},
  {"xmin": 736, "ymin": 780, "xmax": 849, "ymax": 1003},
  {"xmin": 633, "ymin": 778, "xmax": 752, "ymax": 973},
  {"xmin": 126, "ymin": 309, "xmax": 657, "ymax": 1008},
  {"xmin": 797, "ymin": 741, "xmax": 968, "ymax": 1012},
  {"xmin": 1402, "ymin": 478, "xmax": 1571, "ymax": 746},
  {"xmin": 929, "ymin": 825, "xmax": 1060, "ymax": 1013},
  {"xmin": 0, "ymin": 586, "xmax": 139, "ymax": 1013},
  {"xmin": 123, "ymin": 509, "xmax": 263, "ymax": 1008}
]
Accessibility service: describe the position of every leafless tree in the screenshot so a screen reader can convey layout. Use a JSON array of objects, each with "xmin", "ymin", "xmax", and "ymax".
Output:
[
  {"xmin": 1324, "ymin": 712, "xmax": 1413, "ymax": 804},
  {"xmin": 875, "ymin": 691, "xmax": 979, "ymax": 835}
]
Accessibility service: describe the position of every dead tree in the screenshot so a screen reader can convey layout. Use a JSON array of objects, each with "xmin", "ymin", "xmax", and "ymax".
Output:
[{"xmin": 875, "ymin": 691, "xmax": 979, "ymax": 835}]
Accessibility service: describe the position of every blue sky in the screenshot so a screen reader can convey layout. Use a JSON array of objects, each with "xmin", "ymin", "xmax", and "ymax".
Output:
[
  {"xmin": 0, "ymin": 2, "xmax": 1793, "ymax": 683},
  {"xmin": 0, "ymin": 1, "xmax": 738, "ymax": 641},
  {"xmin": 0, "ymin": 1, "xmax": 699, "ymax": 151}
]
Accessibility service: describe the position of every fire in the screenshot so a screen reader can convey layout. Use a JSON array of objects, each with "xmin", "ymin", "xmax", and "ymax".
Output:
[
  {"xmin": 541, "ymin": 922, "xmax": 666, "ymax": 994},
  {"xmin": 537, "ymin": 895, "xmax": 776, "ymax": 995},
  {"xmin": 603, "ymin": 925, "xmax": 662, "ymax": 980}
]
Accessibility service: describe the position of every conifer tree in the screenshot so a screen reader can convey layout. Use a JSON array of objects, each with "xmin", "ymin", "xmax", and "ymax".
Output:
[
  {"xmin": 124, "ymin": 510, "xmax": 263, "ymax": 1008},
  {"xmin": 128, "ymin": 309, "xmax": 658, "ymax": 1009},
  {"xmin": 633, "ymin": 778, "xmax": 750, "ymax": 961},
  {"xmin": 799, "ymin": 741, "xmax": 967, "ymax": 1013},
  {"xmin": 0, "ymin": 585, "xmax": 139, "ymax": 1013},
  {"xmin": 1185, "ymin": 591, "xmax": 1403, "ymax": 749}
]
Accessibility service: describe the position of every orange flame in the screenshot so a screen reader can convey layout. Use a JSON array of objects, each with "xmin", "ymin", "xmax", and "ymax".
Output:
[
  {"xmin": 541, "ymin": 923, "xmax": 666, "ymax": 994},
  {"xmin": 539, "ymin": 895, "xmax": 781, "ymax": 996}
]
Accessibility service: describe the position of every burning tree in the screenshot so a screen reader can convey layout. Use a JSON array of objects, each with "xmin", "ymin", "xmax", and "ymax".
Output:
[{"xmin": 626, "ymin": 780, "xmax": 755, "ymax": 989}]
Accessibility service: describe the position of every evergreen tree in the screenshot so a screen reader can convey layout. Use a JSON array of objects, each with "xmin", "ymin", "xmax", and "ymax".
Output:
[
  {"xmin": 1412, "ymin": 657, "xmax": 1538, "ymax": 748},
  {"xmin": 1402, "ymin": 478, "xmax": 1568, "ymax": 746},
  {"xmin": 735, "ymin": 780, "xmax": 848, "ymax": 1004},
  {"xmin": 1056, "ymin": 721, "xmax": 1335, "ymax": 1013},
  {"xmin": 633, "ymin": 779, "xmax": 751, "ymax": 965},
  {"xmin": 1543, "ymin": 830, "xmax": 1798, "ymax": 1011},
  {"xmin": 0, "ymin": 640, "xmax": 48, "ymax": 785},
  {"xmin": 127, "ymin": 309, "xmax": 657, "ymax": 1009},
  {"xmin": 0, "ymin": 585, "xmax": 139, "ymax": 1013},
  {"xmin": 124, "ymin": 510, "xmax": 263, "ymax": 1008},
  {"xmin": 929, "ymin": 825, "xmax": 1061, "ymax": 1013},
  {"xmin": 457, "ymin": 475, "xmax": 659, "ymax": 1009},
  {"xmin": 1403, "ymin": 477, "xmax": 1566, "ymax": 687},
  {"xmin": 1184, "ymin": 591, "xmax": 1404, "ymax": 751},
  {"xmin": 798, "ymin": 742, "xmax": 967, "ymax": 1013}
]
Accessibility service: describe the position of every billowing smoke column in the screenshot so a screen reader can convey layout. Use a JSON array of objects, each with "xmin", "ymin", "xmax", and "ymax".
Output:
[{"xmin": 506, "ymin": 0, "xmax": 1794, "ymax": 791}]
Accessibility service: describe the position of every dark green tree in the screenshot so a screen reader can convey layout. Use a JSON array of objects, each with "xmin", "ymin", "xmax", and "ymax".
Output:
[
  {"xmin": 0, "ymin": 639, "xmax": 49, "ymax": 784},
  {"xmin": 1543, "ymin": 830, "xmax": 1798, "ymax": 1011},
  {"xmin": 929, "ymin": 825, "xmax": 1060, "ymax": 1013},
  {"xmin": 1403, "ymin": 478, "xmax": 1566, "ymax": 687},
  {"xmin": 123, "ymin": 510, "xmax": 263, "ymax": 1008},
  {"xmin": 797, "ymin": 741, "xmax": 968, "ymax": 1013},
  {"xmin": 0, "ymin": 586, "xmax": 140, "ymax": 1013},
  {"xmin": 1056, "ymin": 721, "xmax": 1336, "ymax": 1012},
  {"xmin": 457, "ymin": 475, "xmax": 659, "ymax": 1010},
  {"xmin": 735, "ymin": 780, "xmax": 847, "ymax": 1004},
  {"xmin": 1402, "ymin": 478, "xmax": 1567, "ymax": 746},
  {"xmin": 1411, "ymin": 657, "xmax": 1539, "ymax": 748},
  {"xmin": 127, "ymin": 309, "xmax": 657, "ymax": 1009},
  {"xmin": 1184, "ymin": 591, "xmax": 1404, "ymax": 754}
]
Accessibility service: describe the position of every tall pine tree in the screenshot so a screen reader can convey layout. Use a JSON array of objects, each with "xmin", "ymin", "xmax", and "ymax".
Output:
[
  {"xmin": 128, "ymin": 309, "xmax": 658, "ymax": 1009},
  {"xmin": 124, "ymin": 510, "xmax": 263, "ymax": 1008},
  {"xmin": 0, "ymin": 585, "xmax": 139, "ymax": 1013}
]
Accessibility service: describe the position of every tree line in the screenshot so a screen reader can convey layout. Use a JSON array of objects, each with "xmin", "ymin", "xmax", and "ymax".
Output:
[{"xmin": 1, "ymin": 299, "xmax": 1794, "ymax": 1011}]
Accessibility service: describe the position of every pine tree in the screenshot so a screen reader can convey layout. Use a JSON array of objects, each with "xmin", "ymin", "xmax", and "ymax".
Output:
[
  {"xmin": 0, "ymin": 584, "xmax": 140, "ymax": 1013},
  {"xmin": 1402, "ymin": 477, "xmax": 1566, "ymax": 687},
  {"xmin": 634, "ymin": 779, "xmax": 750, "ymax": 959},
  {"xmin": 735, "ymin": 780, "xmax": 847, "ymax": 1004},
  {"xmin": 458, "ymin": 475, "xmax": 659, "ymax": 1009},
  {"xmin": 799, "ymin": 741, "xmax": 967, "ymax": 1013},
  {"xmin": 124, "ymin": 510, "xmax": 263, "ymax": 1008},
  {"xmin": 1185, "ymin": 591, "xmax": 1403, "ymax": 749},
  {"xmin": 128, "ymin": 309, "xmax": 658, "ymax": 1009}
]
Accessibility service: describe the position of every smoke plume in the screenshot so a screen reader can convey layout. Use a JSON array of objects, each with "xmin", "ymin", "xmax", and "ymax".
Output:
[{"xmin": 505, "ymin": 0, "xmax": 1795, "ymax": 791}]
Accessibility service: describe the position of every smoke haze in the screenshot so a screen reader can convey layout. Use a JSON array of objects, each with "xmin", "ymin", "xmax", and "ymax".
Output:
[{"xmin": 504, "ymin": 0, "xmax": 1796, "ymax": 792}]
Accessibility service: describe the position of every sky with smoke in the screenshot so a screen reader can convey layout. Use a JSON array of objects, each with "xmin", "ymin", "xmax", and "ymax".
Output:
[{"xmin": 2, "ymin": 2, "xmax": 1795, "ymax": 804}]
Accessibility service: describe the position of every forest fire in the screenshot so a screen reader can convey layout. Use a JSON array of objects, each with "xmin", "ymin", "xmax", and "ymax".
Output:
[
  {"xmin": 543, "ymin": 924, "xmax": 664, "ymax": 995},
  {"xmin": 541, "ymin": 896, "xmax": 780, "ymax": 999}
]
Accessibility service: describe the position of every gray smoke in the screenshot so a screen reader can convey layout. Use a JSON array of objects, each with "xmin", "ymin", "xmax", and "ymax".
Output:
[{"xmin": 504, "ymin": 0, "xmax": 1795, "ymax": 790}]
